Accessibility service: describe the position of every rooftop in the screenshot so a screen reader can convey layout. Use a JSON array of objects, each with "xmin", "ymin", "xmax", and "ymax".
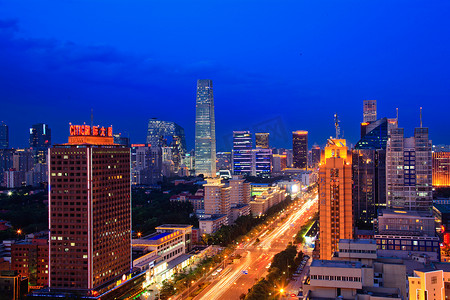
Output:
[
  {"xmin": 311, "ymin": 260, "xmax": 362, "ymax": 269},
  {"xmin": 156, "ymin": 224, "xmax": 193, "ymax": 230}
]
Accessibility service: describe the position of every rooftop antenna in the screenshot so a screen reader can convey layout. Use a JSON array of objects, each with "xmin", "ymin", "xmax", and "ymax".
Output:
[
  {"xmin": 396, "ymin": 107, "xmax": 399, "ymax": 121},
  {"xmin": 334, "ymin": 113, "xmax": 340, "ymax": 139},
  {"xmin": 420, "ymin": 107, "xmax": 423, "ymax": 128},
  {"xmin": 90, "ymin": 108, "xmax": 94, "ymax": 128}
]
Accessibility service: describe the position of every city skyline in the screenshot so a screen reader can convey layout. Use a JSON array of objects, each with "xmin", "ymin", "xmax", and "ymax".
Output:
[{"xmin": 0, "ymin": 1, "xmax": 449, "ymax": 150}]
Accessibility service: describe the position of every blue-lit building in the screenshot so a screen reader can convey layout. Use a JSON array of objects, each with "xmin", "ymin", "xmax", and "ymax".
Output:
[
  {"xmin": 252, "ymin": 148, "xmax": 272, "ymax": 177},
  {"xmin": 232, "ymin": 131, "xmax": 252, "ymax": 176},
  {"xmin": 194, "ymin": 79, "xmax": 216, "ymax": 177},
  {"xmin": 29, "ymin": 123, "xmax": 51, "ymax": 163},
  {"xmin": 352, "ymin": 102, "xmax": 398, "ymax": 229},
  {"xmin": 0, "ymin": 121, "xmax": 8, "ymax": 149}
]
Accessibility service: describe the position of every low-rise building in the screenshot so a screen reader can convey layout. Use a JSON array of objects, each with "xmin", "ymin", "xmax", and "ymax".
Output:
[
  {"xmin": 199, "ymin": 214, "xmax": 228, "ymax": 235},
  {"xmin": 249, "ymin": 186, "xmax": 284, "ymax": 216}
]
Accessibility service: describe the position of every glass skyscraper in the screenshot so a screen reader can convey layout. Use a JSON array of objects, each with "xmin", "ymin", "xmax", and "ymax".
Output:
[
  {"xmin": 232, "ymin": 131, "xmax": 253, "ymax": 176},
  {"xmin": 29, "ymin": 123, "xmax": 51, "ymax": 163},
  {"xmin": 195, "ymin": 79, "xmax": 216, "ymax": 177}
]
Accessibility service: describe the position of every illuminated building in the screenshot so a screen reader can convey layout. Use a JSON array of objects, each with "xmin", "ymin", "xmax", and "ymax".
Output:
[
  {"xmin": 195, "ymin": 79, "xmax": 216, "ymax": 177},
  {"xmin": 249, "ymin": 186, "xmax": 284, "ymax": 216},
  {"xmin": 216, "ymin": 152, "xmax": 231, "ymax": 171},
  {"xmin": 318, "ymin": 138, "xmax": 353, "ymax": 260},
  {"xmin": 11, "ymin": 234, "xmax": 48, "ymax": 287},
  {"xmin": 433, "ymin": 151, "xmax": 450, "ymax": 187},
  {"xmin": 232, "ymin": 131, "xmax": 252, "ymax": 176},
  {"xmin": 386, "ymin": 127, "xmax": 432, "ymax": 211},
  {"xmin": 293, "ymin": 130, "xmax": 308, "ymax": 169},
  {"xmin": 408, "ymin": 264, "xmax": 450, "ymax": 300},
  {"xmin": 255, "ymin": 133, "xmax": 269, "ymax": 149},
  {"xmin": 272, "ymin": 154, "xmax": 287, "ymax": 172},
  {"xmin": 0, "ymin": 121, "xmax": 8, "ymax": 149},
  {"xmin": 48, "ymin": 124, "xmax": 131, "ymax": 294},
  {"xmin": 113, "ymin": 133, "xmax": 130, "ymax": 147},
  {"xmin": 310, "ymin": 144, "xmax": 321, "ymax": 168},
  {"xmin": 131, "ymin": 144, "xmax": 162, "ymax": 185},
  {"xmin": 29, "ymin": 123, "xmax": 51, "ymax": 164},
  {"xmin": 363, "ymin": 100, "xmax": 377, "ymax": 123},
  {"xmin": 203, "ymin": 178, "xmax": 231, "ymax": 224},
  {"xmin": 229, "ymin": 175, "xmax": 251, "ymax": 206},
  {"xmin": 251, "ymin": 148, "xmax": 272, "ymax": 177}
]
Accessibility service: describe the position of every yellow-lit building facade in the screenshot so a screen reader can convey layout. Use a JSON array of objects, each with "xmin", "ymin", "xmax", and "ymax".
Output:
[
  {"xmin": 319, "ymin": 138, "xmax": 353, "ymax": 260},
  {"xmin": 408, "ymin": 268, "xmax": 450, "ymax": 300},
  {"xmin": 433, "ymin": 151, "xmax": 450, "ymax": 187}
]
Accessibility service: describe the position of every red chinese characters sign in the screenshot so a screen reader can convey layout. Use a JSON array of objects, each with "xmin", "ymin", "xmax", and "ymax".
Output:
[{"xmin": 70, "ymin": 125, "xmax": 113, "ymax": 137}]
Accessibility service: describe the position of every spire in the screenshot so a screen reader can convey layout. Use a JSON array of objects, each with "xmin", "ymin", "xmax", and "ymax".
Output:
[
  {"xmin": 91, "ymin": 108, "xmax": 94, "ymax": 128},
  {"xmin": 334, "ymin": 113, "xmax": 340, "ymax": 139},
  {"xmin": 420, "ymin": 107, "xmax": 423, "ymax": 128}
]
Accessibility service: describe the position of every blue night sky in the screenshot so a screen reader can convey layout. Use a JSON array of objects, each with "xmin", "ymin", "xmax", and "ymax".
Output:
[{"xmin": 0, "ymin": 0, "xmax": 449, "ymax": 151}]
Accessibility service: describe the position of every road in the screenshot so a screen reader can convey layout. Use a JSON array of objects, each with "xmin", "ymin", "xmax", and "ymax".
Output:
[{"xmin": 193, "ymin": 191, "xmax": 318, "ymax": 300}]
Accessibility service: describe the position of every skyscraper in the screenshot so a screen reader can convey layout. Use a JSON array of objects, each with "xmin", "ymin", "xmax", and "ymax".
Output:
[
  {"xmin": 293, "ymin": 130, "xmax": 308, "ymax": 169},
  {"xmin": 319, "ymin": 138, "xmax": 353, "ymax": 260},
  {"xmin": 310, "ymin": 144, "xmax": 321, "ymax": 168},
  {"xmin": 29, "ymin": 123, "xmax": 51, "ymax": 163},
  {"xmin": 232, "ymin": 131, "xmax": 253, "ymax": 176},
  {"xmin": 146, "ymin": 118, "xmax": 186, "ymax": 153},
  {"xmin": 363, "ymin": 100, "xmax": 377, "ymax": 123},
  {"xmin": 195, "ymin": 79, "xmax": 216, "ymax": 177},
  {"xmin": 386, "ymin": 127, "xmax": 432, "ymax": 211},
  {"xmin": 252, "ymin": 148, "xmax": 272, "ymax": 177},
  {"xmin": 48, "ymin": 124, "xmax": 131, "ymax": 294},
  {"xmin": 255, "ymin": 133, "xmax": 269, "ymax": 149},
  {"xmin": 433, "ymin": 150, "xmax": 450, "ymax": 187},
  {"xmin": 0, "ymin": 121, "xmax": 8, "ymax": 149}
]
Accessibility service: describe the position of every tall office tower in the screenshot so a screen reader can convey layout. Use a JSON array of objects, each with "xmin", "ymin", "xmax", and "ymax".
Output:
[
  {"xmin": 229, "ymin": 175, "xmax": 251, "ymax": 206},
  {"xmin": 131, "ymin": 144, "xmax": 162, "ymax": 185},
  {"xmin": 113, "ymin": 133, "xmax": 130, "ymax": 147},
  {"xmin": 232, "ymin": 131, "xmax": 253, "ymax": 176},
  {"xmin": 319, "ymin": 138, "xmax": 353, "ymax": 260},
  {"xmin": 310, "ymin": 144, "xmax": 321, "ymax": 168},
  {"xmin": 386, "ymin": 127, "xmax": 432, "ymax": 211},
  {"xmin": 363, "ymin": 100, "xmax": 377, "ymax": 123},
  {"xmin": 48, "ymin": 124, "xmax": 131, "ymax": 294},
  {"xmin": 272, "ymin": 154, "xmax": 287, "ymax": 172},
  {"xmin": 204, "ymin": 179, "xmax": 231, "ymax": 224},
  {"xmin": 255, "ymin": 133, "xmax": 269, "ymax": 149},
  {"xmin": 0, "ymin": 121, "xmax": 8, "ymax": 149},
  {"xmin": 251, "ymin": 148, "xmax": 272, "ymax": 177},
  {"xmin": 146, "ymin": 118, "xmax": 186, "ymax": 152},
  {"xmin": 195, "ymin": 79, "xmax": 216, "ymax": 177},
  {"xmin": 216, "ymin": 152, "xmax": 232, "ymax": 171},
  {"xmin": 433, "ymin": 150, "xmax": 450, "ymax": 187},
  {"xmin": 29, "ymin": 123, "xmax": 51, "ymax": 163},
  {"xmin": 293, "ymin": 131, "xmax": 308, "ymax": 169}
]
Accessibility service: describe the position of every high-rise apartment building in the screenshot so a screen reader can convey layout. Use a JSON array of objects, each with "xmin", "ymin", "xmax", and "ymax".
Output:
[
  {"xmin": 229, "ymin": 175, "xmax": 251, "ymax": 206},
  {"xmin": 30, "ymin": 123, "xmax": 51, "ymax": 163},
  {"xmin": 363, "ymin": 100, "xmax": 377, "ymax": 123},
  {"xmin": 386, "ymin": 127, "xmax": 432, "ymax": 211},
  {"xmin": 293, "ymin": 131, "xmax": 308, "ymax": 169},
  {"xmin": 195, "ymin": 80, "xmax": 216, "ymax": 177},
  {"xmin": 232, "ymin": 131, "xmax": 253, "ymax": 176},
  {"xmin": 0, "ymin": 122, "xmax": 8, "ymax": 149},
  {"xmin": 48, "ymin": 124, "xmax": 131, "ymax": 294},
  {"xmin": 432, "ymin": 150, "xmax": 450, "ymax": 187},
  {"xmin": 319, "ymin": 138, "xmax": 353, "ymax": 260},
  {"xmin": 255, "ymin": 133, "xmax": 269, "ymax": 149}
]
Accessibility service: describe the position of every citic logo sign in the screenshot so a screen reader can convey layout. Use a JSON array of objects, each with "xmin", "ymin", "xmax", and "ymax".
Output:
[{"xmin": 70, "ymin": 125, "xmax": 113, "ymax": 137}]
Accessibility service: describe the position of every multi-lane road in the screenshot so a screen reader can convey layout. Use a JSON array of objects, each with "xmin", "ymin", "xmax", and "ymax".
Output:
[{"xmin": 194, "ymin": 191, "xmax": 318, "ymax": 300}]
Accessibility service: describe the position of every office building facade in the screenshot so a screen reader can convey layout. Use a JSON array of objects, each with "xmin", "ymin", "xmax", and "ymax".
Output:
[
  {"xmin": 386, "ymin": 127, "xmax": 432, "ymax": 211},
  {"xmin": 363, "ymin": 100, "xmax": 377, "ymax": 123},
  {"xmin": 195, "ymin": 79, "xmax": 216, "ymax": 177},
  {"xmin": 232, "ymin": 131, "xmax": 252, "ymax": 176},
  {"xmin": 318, "ymin": 138, "xmax": 353, "ymax": 259},
  {"xmin": 433, "ymin": 151, "xmax": 450, "ymax": 187},
  {"xmin": 48, "ymin": 124, "xmax": 131, "ymax": 293},
  {"xmin": 30, "ymin": 123, "xmax": 51, "ymax": 163},
  {"xmin": 293, "ymin": 130, "xmax": 308, "ymax": 169}
]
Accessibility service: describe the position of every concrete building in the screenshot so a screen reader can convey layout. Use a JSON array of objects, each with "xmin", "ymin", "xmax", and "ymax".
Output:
[
  {"xmin": 386, "ymin": 127, "xmax": 432, "ymax": 211},
  {"xmin": 318, "ymin": 138, "xmax": 353, "ymax": 260},
  {"xmin": 251, "ymin": 148, "xmax": 272, "ymax": 177},
  {"xmin": 432, "ymin": 150, "xmax": 450, "ymax": 187},
  {"xmin": 408, "ymin": 263, "xmax": 450, "ymax": 300},
  {"xmin": 195, "ymin": 79, "xmax": 216, "ymax": 177},
  {"xmin": 131, "ymin": 144, "xmax": 162, "ymax": 185},
  {"xmin": 229, "ymin": 175, "xmax": 251, "ymax": 206},
  {"xmin": 363, "ymin": 100, "xmax": 377, "ymax": 123},
  {"xmin": 199, "ymin": 215, "xmax": 228, "ymax": 235},
  {"xmin": 203, "ymin": 179, "xmax": 231, "ymax": 223}
]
